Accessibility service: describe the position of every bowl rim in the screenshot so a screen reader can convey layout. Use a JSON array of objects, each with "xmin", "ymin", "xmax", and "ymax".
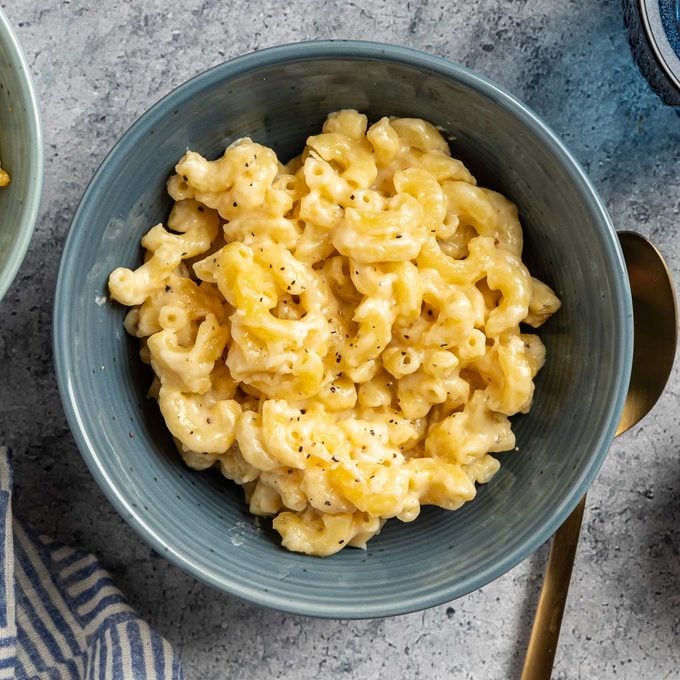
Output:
[
  {"xmin": 0, "ymin": 8, "xmax": 44, "ymax": 302},
  {"xmin": 54, "ymin": 39, "xmax": 633, "ymax": 618}
]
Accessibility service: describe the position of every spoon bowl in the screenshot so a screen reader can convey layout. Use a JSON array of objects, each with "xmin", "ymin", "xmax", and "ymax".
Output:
[{"xmin": 617, "ymin": 231, "xmax": 678, "ymax": 435}]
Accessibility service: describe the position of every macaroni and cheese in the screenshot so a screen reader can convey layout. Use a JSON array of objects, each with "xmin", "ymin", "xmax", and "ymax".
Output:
[{"xmin": 108, "ymin": 110, "xmax": 560, "ymax": 556}]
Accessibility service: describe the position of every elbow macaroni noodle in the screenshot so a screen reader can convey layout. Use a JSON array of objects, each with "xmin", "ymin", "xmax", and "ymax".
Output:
[{"xmin": 108, "ymin": 110, "xmax": 560, "ymax": 556}]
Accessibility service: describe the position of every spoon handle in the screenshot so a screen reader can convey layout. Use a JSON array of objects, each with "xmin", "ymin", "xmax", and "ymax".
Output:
[{"xmin": 520, "ymin": 495, "xmax": 586, "ymax": 680}]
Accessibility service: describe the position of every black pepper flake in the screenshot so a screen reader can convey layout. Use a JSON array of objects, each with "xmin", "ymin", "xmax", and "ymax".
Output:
[
  {"xmin": 350, "ymin": 194, "xmax": 355, "ymax": 200},
  {"xmin": 300, "ymin": 409, "xmax": 306, "ymax": 414},
  {"xmin": 369, "ymin": 429, "xmax": 375, "ymax": 436},
  {"xmin": 197, "ymin": 205, "xmax": 204, "ymax": 212},
  {"xmin": 298, "ymin": 446, "xmax": 303, "ymax": 452},
  {"xmin": 232, "ymin": 201, "xmax": 238, "ymax": 207},
  {"xmin": 164, "ymin": 285, "xmax": 172, "ymax": 293},
  {"xmin": 330, "ymin": 386, "xmax": 336, "ymax": 393},
  {"xmin": 206, "ymin": 418, "xmax": 212, "ymax": 424},
  {"xmin": 428, "ymin": 309, "xmax": 434, "ymax": 316},
  {"xmin": 331, "ymin": 456, "xmax": 338, "ymax": 462},
  {"xmin": 182, "ymin": 175, "xmax": 188, "ymax": 181},
  {"xmin": 245, "ymin": 162, "xmax": 249, "ymax": 168},
  {"xmin": 404, "ymin": 334, "xmax": 410, "ymax": 339},
  {"xmin": 401, "ymin": 351, "xmax": 406, "ymax": 356},
  {"xmin": 280, "ymin": 266, "xmax": 285, "ymax": 271},
  {"xmin": 338, "ymin": 540, "xmax": 344, "ymax": 544},
  {"xmin": 440, "ymin": 343, "xmax": 447, "ymax": 347},
  {"xmin": 395, "ymin": 234, "xmax": 403, "ymax": 239},
  {"xmin": 189, "ymin": 430, "xmax": 194, "ymax": 435},
  {"xmin": 324, "ymin": 500, "xmax": 331, "ymax": 506}
]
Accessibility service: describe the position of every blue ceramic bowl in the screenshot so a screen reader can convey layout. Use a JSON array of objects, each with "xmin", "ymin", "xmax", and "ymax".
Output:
[
  {"xmin": 0, "ymin": 8, "xmax": 43, "ymax": 301},
  {"xmin": 54, "ymin": 41, "xmax": 633, "ymax": 619}
]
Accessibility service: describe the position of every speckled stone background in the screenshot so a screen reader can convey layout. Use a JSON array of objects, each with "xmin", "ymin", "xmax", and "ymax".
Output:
[{"xmin": 1, "ymin": 0, "xmax": 678, "ymax": 678}]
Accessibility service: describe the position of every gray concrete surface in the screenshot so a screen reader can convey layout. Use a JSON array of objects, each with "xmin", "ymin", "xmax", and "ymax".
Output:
[{"xmin": 1, "ymin": 0, "xmax": 678, "ymax": 678}]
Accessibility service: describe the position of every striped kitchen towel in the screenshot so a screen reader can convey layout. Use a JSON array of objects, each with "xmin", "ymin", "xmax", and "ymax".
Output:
[{"xmin": 0, "ymin": 448, "xmax": 183, "ymax": 679}]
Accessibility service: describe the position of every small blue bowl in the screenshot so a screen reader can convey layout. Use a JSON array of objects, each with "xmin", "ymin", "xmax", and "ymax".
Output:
[
  {"xmin": 54, "ymin": 41, "xmax": 632, "ymax": 619},
  {"xmin": 0, "ymin": 8, "xmax": 43, "ymax": 301}
]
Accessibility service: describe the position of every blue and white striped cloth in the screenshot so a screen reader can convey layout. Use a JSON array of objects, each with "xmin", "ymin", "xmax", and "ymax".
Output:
[{"xmin": 0, "ymin": 448, "xmax": 183, "ymax": 679}]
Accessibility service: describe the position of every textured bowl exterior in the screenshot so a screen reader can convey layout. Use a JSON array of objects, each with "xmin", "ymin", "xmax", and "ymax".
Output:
[
  {"xmin": 54, "ymin": 41, "xmax": 633, "ymax": 619},
  {"xmin": 623, "ymin": 0, "xmax": 680, "ymax": 107},
  {"xmin": 0, "ymin": 8, "xmax": 43, "ymax": 301}
]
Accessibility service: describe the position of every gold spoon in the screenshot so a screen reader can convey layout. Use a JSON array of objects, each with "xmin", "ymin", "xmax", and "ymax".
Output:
[{"xmin": 521, "ymin": 231, "xmax": 678, "ymax": 680}]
